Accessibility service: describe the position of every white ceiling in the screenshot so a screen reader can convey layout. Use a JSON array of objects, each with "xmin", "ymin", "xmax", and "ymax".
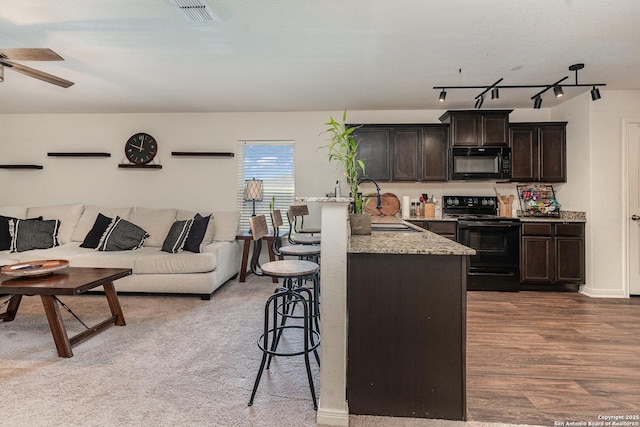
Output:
[{"xmin": 1, "ymin": 0, "xmax": 639, "ymax": 114}]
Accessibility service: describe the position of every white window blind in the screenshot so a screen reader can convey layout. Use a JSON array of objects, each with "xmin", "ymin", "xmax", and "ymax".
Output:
[{"xmin": 237, "ymin": 141, "xmax": 295, "ymax": 233}]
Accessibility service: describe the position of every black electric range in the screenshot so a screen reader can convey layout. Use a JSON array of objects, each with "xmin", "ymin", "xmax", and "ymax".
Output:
[{"xmin": 443, "ymin": 196, "xmax": 520, "ymax": 291}]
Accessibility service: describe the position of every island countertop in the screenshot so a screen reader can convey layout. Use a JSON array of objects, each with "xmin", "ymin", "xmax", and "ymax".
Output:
[{"xmin": 349, "ymin": 217, "xmax": 475, "ymax": 256}]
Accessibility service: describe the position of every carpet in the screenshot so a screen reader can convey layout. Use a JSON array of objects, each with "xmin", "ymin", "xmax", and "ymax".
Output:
[{"xmin": 1, "ymin": 275, "xmax": 535, "ymax": 427}]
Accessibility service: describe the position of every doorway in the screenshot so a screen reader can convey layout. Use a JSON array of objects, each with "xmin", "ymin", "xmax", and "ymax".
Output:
[{"xmin": 625, "ymin": 119, "xmax": 640, "ymax": 296}]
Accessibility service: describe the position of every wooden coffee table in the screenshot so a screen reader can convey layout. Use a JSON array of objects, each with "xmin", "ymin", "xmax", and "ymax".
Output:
[{"xmin": 0, "ymin": 267, "xmax": 132, "ymax": 358}]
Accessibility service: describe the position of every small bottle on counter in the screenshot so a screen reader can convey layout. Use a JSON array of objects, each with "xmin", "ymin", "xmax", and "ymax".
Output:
[
  {"xmin": 335, "ymin": 180, "xmax": 341, "ymax": 198},
  {"xmin": 416, "ymin": 202, "xmax": 422, "ymax": 217}
]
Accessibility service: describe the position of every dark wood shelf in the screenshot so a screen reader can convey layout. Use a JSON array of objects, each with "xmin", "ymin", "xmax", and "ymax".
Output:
[
  {"xmin": 118, "ymin": 164, "xmax": 162, "ymax": 169},
  {"xmin": 0, "ymin": 164, "xmax": 43, "ymax": 170},
  {"xmin": 48, "ymin": 152, "xmax": 111, "ymax": 157},
  {"xmin": 171, "ymin": 151, "xmax": 234, "ymax": 157}
]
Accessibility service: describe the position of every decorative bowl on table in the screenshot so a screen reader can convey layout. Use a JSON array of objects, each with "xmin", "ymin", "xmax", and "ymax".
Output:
[{"xmin": 0, "ymin": 259, "xmax": 70, "ymax": 277}]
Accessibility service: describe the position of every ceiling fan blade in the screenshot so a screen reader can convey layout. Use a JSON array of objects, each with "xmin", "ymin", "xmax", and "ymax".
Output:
[
  {"xmin": 0, "ymin": 59, "xmax": 74, "ymax": 88},
  {"xmin": 0, "ymin": 48, "xmax": 64, "ymax": 61}
]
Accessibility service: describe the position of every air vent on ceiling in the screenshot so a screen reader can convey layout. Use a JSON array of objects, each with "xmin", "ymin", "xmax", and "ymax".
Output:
[{"xmin": 169, "ymin": 0, "xmax": 219, "ymax": 23}]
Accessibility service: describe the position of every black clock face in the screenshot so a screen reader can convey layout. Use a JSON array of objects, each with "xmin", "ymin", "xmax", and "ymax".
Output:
[{"xmin": 125, "ymin": 133, "xmax": 158, "ymax": 165}]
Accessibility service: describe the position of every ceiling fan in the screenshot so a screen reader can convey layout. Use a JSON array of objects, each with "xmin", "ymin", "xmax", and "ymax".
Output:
[{"xmin": 0, "ymin": 48, "xmax": 74, "ymax": 88}]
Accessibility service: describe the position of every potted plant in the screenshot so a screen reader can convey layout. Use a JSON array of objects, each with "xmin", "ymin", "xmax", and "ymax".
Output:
[{"xmin": 322, "ymin": 110, "xmax": 371, "ymax": 234}]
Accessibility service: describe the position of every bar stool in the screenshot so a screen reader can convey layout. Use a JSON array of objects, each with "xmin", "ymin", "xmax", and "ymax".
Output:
[
  {"xmin": 289, "ymin": 204, "xmax": 321, "ymax": 235},
  {"xmin": 247, "ymin": 214, "xmax": 320, "ymax": 410},
  {"xmin": 271, "ymin": 209, "xmax": 320, "ymax": 264},
  {"xmin": 271, "ymin": 209, "xmax": 321, "ymax": 330},
  {"xmin": 286, "ymin": 209, "xmax": 321, "ymax": 246}
]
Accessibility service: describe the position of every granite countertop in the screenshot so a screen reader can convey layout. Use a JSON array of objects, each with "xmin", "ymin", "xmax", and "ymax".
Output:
[
  {"xmin": 517, "ymin": 210, "xmax": 586, "ymax": 223},
  {"xmin": 350, "ymin": 216, "xmax": 475, "ymax": 256}
]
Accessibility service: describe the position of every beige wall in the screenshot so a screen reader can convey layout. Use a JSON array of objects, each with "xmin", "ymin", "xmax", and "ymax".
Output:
[{"xmin": 2, "ymin": 95, "xmax": 639, "ymax": 297}]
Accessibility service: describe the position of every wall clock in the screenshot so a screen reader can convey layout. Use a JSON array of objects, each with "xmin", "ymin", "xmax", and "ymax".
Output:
[{"xmin": 125, "ymin": 133, "xmax": 158, "ymax": 165}]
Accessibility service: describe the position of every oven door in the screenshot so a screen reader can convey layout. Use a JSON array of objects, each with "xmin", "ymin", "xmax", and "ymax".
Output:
[{"xmin": 457, "ymin": 220, "xmax": 520, "ymax": 291}]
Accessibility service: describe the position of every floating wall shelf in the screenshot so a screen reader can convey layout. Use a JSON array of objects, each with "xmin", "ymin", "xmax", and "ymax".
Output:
[
  {"xmin": 0, "ymin": 164, "xmax": 44, "ymax": 170},
  {"xmin": 48, "ymin": 152, "xmax": 111, "ymax": 157},
  {"xmin": 118, "ymin": 164, "xmax": 162, "ymax": 169},
  {"xmin": 171, "ymin": 151, "xmax": 234, "ymax": 157}
]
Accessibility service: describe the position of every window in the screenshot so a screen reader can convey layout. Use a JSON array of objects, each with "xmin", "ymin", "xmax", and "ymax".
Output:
[{"xmin": 237, "ymin": 141, "xmax": 295, "ymax": 232}]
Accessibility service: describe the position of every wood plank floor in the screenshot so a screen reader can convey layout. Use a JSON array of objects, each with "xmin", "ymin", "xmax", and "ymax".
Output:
[{"xmin": 466, "ymin": 291, "xmax": 640, "ymax": 426}]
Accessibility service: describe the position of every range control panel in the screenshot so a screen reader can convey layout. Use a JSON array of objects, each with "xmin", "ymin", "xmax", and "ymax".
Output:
[{"xmin": 443, "ymin": 196, "xmax": 498, "ymax": 215}]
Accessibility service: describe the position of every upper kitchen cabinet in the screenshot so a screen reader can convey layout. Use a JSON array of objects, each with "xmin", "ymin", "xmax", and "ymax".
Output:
[
  {"xmin": 510, "ymin": 122, "xmax": 567, "ymax": 182},
  {"xmin": 352, "ymin": 126, "xmax": 392, "ymax": 181},
  {"xmin": 352, "ymin": 124, "xmax": 448, "ymax": 182},
  {"xmin": 439, "ymin": 110, "xmax": 512, "ymax": 147}
]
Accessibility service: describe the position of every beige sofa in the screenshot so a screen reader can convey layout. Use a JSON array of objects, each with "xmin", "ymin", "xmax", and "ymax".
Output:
[{"xmin": 0, "ymin": 204, "xmax": 241, "ymax": 299}]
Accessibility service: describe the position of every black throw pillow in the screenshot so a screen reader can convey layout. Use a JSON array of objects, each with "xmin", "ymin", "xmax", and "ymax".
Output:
[
  {"xmin": 10, "ymin": 218, "xmax": 61, "ymax": 252},
  {"xmin": 184, "ymin": 213, "xmax": 211, "ymax": 253},
  {"xmin": 96, "ymin": 216, "xmax": 149, "ymax": 251},
  {"xmin": 162, "ymin": 219, "xmax": 194, "ymax": 253},
  {"xmin": 0, "ymin": 216, "xmax": 42, "ymax": 251},
  {"xmin": 80, "ymin": 213, "xmax": 113, "ymax": 249}
]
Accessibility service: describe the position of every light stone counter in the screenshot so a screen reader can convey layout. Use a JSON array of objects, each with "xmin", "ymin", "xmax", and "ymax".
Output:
[
  {"xmin": 517, "ymin": 210, "xmax": 586, "ymax": 223},
  {"xmin": 348, "ymin": 229, "xmax": 475, "ymax": 255}
]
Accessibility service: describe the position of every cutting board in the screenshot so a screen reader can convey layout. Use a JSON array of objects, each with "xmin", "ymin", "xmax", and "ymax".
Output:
[{"xmin": 364, "ymin": 193, "xmax": 401, "ymax": 216}]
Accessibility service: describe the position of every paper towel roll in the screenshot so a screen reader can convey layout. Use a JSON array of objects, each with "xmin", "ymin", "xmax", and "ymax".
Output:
[{"xmin": 401, "ymin": 196, "xmax": 411, "ymax": 219}]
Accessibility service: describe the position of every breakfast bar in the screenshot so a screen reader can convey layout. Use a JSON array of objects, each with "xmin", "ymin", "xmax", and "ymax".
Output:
[{"xmin": 347, "ymin": 221, "xmax": 475, "ymax": 420}]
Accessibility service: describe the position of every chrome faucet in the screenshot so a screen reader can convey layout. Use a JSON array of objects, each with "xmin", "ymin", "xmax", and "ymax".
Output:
[{"xmin": 358, "ymin": 178, "xmax": 382, "ymax": 210}]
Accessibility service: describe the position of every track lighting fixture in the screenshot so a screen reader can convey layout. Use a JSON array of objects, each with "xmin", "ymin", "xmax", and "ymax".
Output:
[
  {"xmin": 553, "ymin": 85, "xmax": 564, "ymax": 98},
  {"xmin": 433, "ymin": 64, "xmax": 605, "ymax": 109},
  {"xmin": 533, "ymin": 96, "xmax": 542, "ymax": 109}
]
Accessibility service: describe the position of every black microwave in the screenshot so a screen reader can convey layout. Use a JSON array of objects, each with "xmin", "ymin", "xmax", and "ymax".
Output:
[{"xmin": 449, "ymin": 147, "xmax": 511, "ymax": 181}]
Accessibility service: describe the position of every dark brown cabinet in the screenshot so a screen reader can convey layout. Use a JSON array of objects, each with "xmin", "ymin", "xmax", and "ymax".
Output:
[
  {"xmin": 439, "ymin": 110, "xmax": 511, "ymax": 147},
  {"xmin": 520, "ymin": 222, "xmax": 585, "ymax": 285},
  {"xmin": 407, "ymin": 220, "xmax": 457, "ymax": 241},
  {"xmin": 352, "ymin": 126, "xmax": 392, "ymax": 181},
  {"xmin": 510, "ymin": 122, "xmax": 567, "ymax": 182},
  {"xmin": 353, "ymin": 124, "xmax": 448, "ymax": 182}
]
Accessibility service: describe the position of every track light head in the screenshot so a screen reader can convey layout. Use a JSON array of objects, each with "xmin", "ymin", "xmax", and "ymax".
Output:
[
  {"xmin": 474, "ymin": 95, "xmax": 484, "ymax": 109},
  {"xmin": 491, "ymin": 87, "xmax": 499, "ymax": 100},
  {"xmin": 439, "ymin": 89, "xmax": 447, "ymax": 102},
  {"xmin": 533, "ymin": 96, "xmax": 542, "ymax": 109},
  {"xmin": 553, "ymin": 85, "xmax": 564, "ymax": 98},
  {"xmin": 591, "ymin": 86, "xmax": 601, "ymax": 101}
]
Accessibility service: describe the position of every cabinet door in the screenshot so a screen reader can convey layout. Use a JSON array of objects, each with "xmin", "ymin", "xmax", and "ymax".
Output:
[
  {"xmin": 520, "ymin": 236, "xmax": 554, "ymax": 283},
  {"xmin": 450, "ymin": 113, "xmax": 481, "ymax": 146},
  {"xmin": 482, "ymin": 113, "xmax": 509, "ymax": 146},
  {"xmin": 425, "ymin": 221, "xmax": 457, "ymax": 240},
  {"xmin": 354, "ymin": 127, "xmax": 391, "ymax": 181},
  {"xmin": 555, "ymin": 237, "xmax": 585, "ymax": 283},
  {"xmin": 510, "ymin": 126, "xmax": 538, "ymax": 182},
  {"xmin": 392, "ymin": 128, "xmax": 420, "ymax": 181},
  {"xmin": 421, "ymin": 126, "xmax": 448, "ymax": 181},
  {"xmin": 539, "ymin": 125, "xmax": 566, "ymax": 182}
]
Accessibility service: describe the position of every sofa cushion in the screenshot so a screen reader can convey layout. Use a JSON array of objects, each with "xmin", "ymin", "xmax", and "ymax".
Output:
[
  {"xmin": 97, "ymin": 217, "xmax": 148, "ymax": 251},
  {"xmin": 71, "ymin": 206, "xmax": 132, "ymax": 242},
  {"xmin": 27, "ymin": 203, "xmax": 84, "ymax": 245},
  {"xmin": 9, "ymin": 219, "xmax": 60, "ymax": 252},
  {"xmin": 129, "ymin": 207, "xmax": 177, "ymax": 247},
  {"xmin": 70, "ymin": 247, "xmax": 158, "ymax": 270},
  {"xmin": 80, "ymin": 213, "xmax": 113, "ymax": 249},
  {"xmin": 162, "ymin": 219, "xmax": 194, "ymax": 253},
  {"xmin": 183, "ymin": 214, "xmax": 210, "ymax": 253},
  {"xmin": 134, "ymin": 251, "xmax": 218, "ymax": 274},
  {"xmin": 0, "ymin": 207, "xmax": 27, "ymax": 218},
  {"xmin": 211, "ymin": 211, "xmax": 240, "ymax": 242}
]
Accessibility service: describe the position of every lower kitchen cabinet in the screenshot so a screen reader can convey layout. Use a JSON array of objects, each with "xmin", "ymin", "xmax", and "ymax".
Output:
[
  {"xmin": 520, "ymin": 222, "xmax": 585, "ymax": 285},
  {"xmin": 408, "ymin": 220, "xmax": 457, "ymax": 241}
]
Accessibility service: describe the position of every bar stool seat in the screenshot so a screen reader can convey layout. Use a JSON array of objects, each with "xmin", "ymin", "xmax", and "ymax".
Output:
[{"xmin": 260, "ymin": 259, "xmax": 318, "ymax": 278}]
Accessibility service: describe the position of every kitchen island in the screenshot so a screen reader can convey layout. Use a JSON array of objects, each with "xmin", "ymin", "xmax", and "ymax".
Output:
[{"xmin": 347, "ymin": 219, "xmax": 475, "ymax": 420}]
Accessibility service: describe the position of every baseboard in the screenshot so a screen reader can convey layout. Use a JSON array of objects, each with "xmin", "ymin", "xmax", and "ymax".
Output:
[
  {"xmin": 317, "ymin": 408, "xmax": 349, "ymax": 427},
  {"xmin": 580, "ymin": 285, "xmax": 628, "ymax": 298}
]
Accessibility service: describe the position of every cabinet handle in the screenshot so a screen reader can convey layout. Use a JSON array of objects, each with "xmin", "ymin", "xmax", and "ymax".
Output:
[{"xmin": 632, "ymin": 215, "xmax": 640, "ymax": 221}]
